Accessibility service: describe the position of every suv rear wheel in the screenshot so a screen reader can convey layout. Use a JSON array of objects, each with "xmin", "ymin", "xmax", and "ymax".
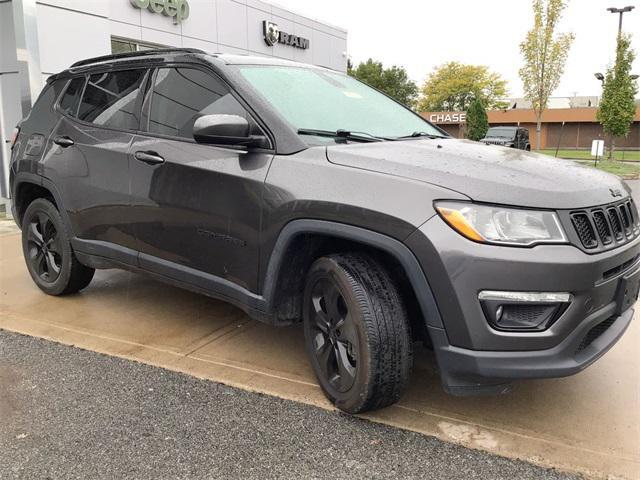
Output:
[
  {"xmin": 303, "ymin": 253, "xmax": 413, "ymax": 413},
  {"xmin": 21, "ymin": 198, "xmax": 95, "ymax": 295}
]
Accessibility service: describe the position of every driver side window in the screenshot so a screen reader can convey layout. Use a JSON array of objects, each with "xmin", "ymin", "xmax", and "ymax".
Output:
[{"xmin": 145, "ymin": 67, "xmax": 259, "ymax": 140}]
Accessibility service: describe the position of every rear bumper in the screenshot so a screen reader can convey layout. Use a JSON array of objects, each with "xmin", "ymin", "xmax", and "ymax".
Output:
[{"xmin": 427, "ymin": 304, "xmax": 633, "ymax": 395}]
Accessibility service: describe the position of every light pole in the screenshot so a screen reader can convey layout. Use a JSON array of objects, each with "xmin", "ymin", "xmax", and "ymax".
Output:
[{"xmin": 607, "ymin": 6, "xmax": 635, "ymax": 37}]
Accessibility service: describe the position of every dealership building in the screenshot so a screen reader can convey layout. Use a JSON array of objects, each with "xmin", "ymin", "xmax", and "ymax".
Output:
[{"xmin": 0, "ymin": 0, "xmax": 348, "ymax": 201}]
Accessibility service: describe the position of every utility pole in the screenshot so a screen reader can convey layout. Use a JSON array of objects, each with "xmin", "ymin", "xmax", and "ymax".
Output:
[{"xmin": 607, "ymin": 6, "xmax": 635, "ymax": 38}]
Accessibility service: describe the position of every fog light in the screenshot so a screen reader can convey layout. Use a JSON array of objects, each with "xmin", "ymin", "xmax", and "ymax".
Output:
[{"xmin": 478, "ymin": 291, "xmax": 571, "ymax": 331}]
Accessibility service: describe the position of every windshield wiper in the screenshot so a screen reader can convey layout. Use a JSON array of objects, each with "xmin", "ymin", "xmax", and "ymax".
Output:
[
  {"xmin": 395, "ymin": 131, "xmax": 448, "ymax": 140},
  {"xmin": 297, "ymin": 128, "xmax": 390, "ymax": 143}
]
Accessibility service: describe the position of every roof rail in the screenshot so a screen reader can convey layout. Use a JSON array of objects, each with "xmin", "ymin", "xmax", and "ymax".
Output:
[{"xmin": 69, "ymin": 48, "xmax": 206, "ymax": 69}]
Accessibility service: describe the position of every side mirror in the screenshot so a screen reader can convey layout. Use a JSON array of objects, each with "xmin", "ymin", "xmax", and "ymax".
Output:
[{"xmin": 193, "ymin": 114, "xmax": 268, "ymax": 148}]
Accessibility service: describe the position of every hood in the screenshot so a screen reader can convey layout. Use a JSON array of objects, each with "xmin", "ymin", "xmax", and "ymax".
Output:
[
  {"xmin": 326, "ymin": 139, "xmax": 628, "ymax": 209},
  {"xmin": 481, "ymin": 136, "xmax": 512, "ymax": 143}
]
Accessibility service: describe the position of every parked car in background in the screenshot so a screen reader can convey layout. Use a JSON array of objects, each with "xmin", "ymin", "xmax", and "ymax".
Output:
[
  {"xmin": 9, "ymin": 49, "xmax": 639, "ymax": 414},
  {"xmin": 481, "ymin": 126, "xmax": 531, "ymax": 150}
]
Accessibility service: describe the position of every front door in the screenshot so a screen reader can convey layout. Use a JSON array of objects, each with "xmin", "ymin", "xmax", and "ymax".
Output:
[{"xmin": 129, "ymin": 66, "xmax": 273, "ymax": 292}]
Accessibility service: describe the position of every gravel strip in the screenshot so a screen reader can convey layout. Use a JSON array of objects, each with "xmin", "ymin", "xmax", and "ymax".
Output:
[{"xmin": 0, "ymin": 330, "xmax": 581, "ymax": 480}]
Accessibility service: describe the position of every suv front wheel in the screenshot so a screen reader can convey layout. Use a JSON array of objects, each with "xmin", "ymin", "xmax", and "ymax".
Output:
[
  {"xmin": 303, "ymin": 253, "xmax": 413, "ymax": 413},
  {"xmin": 21, "ymin": 198, "xmax": 95, "ymax": 296}
]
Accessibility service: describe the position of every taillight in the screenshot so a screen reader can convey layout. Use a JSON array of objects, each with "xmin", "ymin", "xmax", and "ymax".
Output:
[{"xmin": 9, "ymin": 127, "xmax": 20, "ymax": 149}]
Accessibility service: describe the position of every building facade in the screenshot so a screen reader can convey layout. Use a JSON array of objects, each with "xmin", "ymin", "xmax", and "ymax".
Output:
[
  {"xmin": 0, "ymin": 0, "xmax": 348, "ymax": 200},
  {"xmin": 424, "ymin": 104, "xmax": 640, "ymax": 151}
]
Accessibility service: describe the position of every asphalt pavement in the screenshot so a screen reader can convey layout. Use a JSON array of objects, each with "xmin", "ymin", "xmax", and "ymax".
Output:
[{"xmin": 0, "ymin": 331, "xmax": 579, "ymax": 480}]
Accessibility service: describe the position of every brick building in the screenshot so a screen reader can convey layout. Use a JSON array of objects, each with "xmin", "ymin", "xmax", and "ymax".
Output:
[{"xmin": 423, "ymin": 106, "xmax": 640, "ymax": 150}]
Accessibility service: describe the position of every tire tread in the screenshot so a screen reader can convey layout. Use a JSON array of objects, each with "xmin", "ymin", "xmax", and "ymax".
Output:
[{"xmin": 313, "ymin": 252, "xmax": 413, "ymax": 413}]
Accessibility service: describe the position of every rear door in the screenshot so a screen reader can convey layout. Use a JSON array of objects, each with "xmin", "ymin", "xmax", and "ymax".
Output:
[
  {"xmin": 129, "ymin": 66, "xmax": 273, "ymax": 292},
  {"xmin": 42, "ymin": 69, "xmax": 148, "ymax": 258}
]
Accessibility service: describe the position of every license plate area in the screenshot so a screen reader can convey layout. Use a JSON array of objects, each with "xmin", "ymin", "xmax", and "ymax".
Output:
[{"xmin": 615, "ymin": 266, "xmax": 640, "ymax": 315}]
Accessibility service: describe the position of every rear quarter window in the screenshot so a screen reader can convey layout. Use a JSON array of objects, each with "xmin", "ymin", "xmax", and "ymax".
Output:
[{"xmin": 58, "ymin": 77, "xmax": 86, "ymax": 117}]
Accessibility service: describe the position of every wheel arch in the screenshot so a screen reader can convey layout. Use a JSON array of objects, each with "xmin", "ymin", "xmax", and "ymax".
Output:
[
  {"xmin": 12, "ymin": 173, "xmax": 72, "ymax": 233},
  {"xmin": 261, "ymin": 219, "xmax": 444, "ymax": 336}
]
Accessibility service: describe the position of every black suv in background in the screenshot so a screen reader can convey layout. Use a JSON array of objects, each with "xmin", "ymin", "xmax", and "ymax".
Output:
[
  {"xmin": 481, "ymin": 126, "xmax": 531, "ymax": 150},
  {"xmin": 9, "ymin": 49, "xmax": 639, "ymax": 413}
]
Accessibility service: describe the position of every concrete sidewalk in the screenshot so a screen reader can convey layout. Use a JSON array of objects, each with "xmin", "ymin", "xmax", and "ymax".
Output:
[{"xmin": 1, "ymin": 231, "xmax": 638, "ymax": 479}]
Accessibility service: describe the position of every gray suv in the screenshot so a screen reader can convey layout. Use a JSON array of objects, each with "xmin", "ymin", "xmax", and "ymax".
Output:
[{"xmin": 9, "ymin": 49, "xmax": 639, "ymax": 413}]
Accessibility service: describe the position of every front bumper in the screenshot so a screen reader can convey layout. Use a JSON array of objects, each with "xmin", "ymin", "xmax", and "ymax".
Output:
[
  {"xmin": 406, "ymin": 214, "xmax": 640, "ymax": 393},
  {"xmin": 428, "ymin": 304, "xmax": 633, "ymax": 395}
]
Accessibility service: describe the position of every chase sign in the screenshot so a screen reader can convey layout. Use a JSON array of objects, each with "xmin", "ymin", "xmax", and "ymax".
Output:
[
  {"xmin": 130, "ymin": 0, "xmax": 190, "ymax": 24},
  {"xmin": 263, "ymin": 21, "xmax": 309, "ymax": 49}
]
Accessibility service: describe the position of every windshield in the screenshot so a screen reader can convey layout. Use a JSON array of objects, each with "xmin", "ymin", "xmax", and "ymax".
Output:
[
  {"xmin": 237, "ymin": 65, "xmax": 443, "ymax": 141},
  {"xmin": 486, "ymin": 127, "xmax": 516, "ymax": 138}
]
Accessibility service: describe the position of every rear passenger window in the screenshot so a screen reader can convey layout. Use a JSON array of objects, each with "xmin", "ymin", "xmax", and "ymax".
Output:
[
  {"xmin": 147, "ymin": 67, "xmax": 258, "ymax": 139},
  {"xmin": 59, "ymin": 77, "xmax": 86, "ymax": 117},
  {"xmin": 77, "ymin": 70, "xmax": 146, "ymax": 129}
]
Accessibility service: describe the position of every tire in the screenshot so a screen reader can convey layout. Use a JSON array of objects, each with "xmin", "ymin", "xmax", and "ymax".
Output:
[
  {"xmin": 21, "ymin": 198, "xmax": 95, "ymax": 296},
  {"xmin": 303, "ymin": 253, "xmax": 413, "ymax": 413}
]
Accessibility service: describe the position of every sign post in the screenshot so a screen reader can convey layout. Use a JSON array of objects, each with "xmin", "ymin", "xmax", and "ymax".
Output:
[{"xmin": 591, "ymin": 139, "xmax": 605, "ymax": 167}]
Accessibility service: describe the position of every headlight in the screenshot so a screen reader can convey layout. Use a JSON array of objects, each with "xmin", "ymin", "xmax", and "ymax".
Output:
[{"xmin": 435, "ymin": 201, "xmax": 567, "ymax": 246}]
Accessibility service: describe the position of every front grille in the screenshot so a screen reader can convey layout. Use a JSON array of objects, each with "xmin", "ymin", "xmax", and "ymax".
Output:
[
  {"xmin": 575, "ymin": 316, "xmax": 616, "ymax": 354},
  {"xmin": 608, "ymin": 207, "xmax": 624, "ymax": 240},
  {"xmin": 569, "ymin": 199, "xmax": 639, "ymax": 251},
  {"xmin": 571, "ymin": 213, "xmax": 598, "ymax": 248},
  {"xmin": 592, "ymin": 210, "xmax": 612, "ymax": 245}
]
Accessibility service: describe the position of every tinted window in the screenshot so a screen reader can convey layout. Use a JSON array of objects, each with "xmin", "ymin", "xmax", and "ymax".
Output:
[
  {"xmin": 147, "ymin": 67, "xmax": 255, "ymax": 139},
  {"xmin": 59, "ymin": 77, "xmax": 86, "ymax": 117},
  {"xmin": 77, "ymin": 70, "xmax": 146, "ymax": 129}
]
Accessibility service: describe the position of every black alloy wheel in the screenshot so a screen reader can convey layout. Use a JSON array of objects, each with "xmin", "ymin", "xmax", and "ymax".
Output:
[
  {"xmin": 26, "ymin": 211, "xmax": 63, "ymax": 283},
  {"xmin": 303, "ymin": 253, "xmax": 413, "ymax": 414},
  {"xmin": 308, "ymin": 277, "xmax": 359, "ymax": 393},
  {"xmin": 21, "ymin": 198, "xmax": 95, "ymax": 296}
]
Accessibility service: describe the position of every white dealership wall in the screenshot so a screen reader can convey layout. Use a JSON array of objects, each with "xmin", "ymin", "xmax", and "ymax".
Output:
[{"xmin": 0, "ymin": 0, "xmax": 348, "ymax": 199}]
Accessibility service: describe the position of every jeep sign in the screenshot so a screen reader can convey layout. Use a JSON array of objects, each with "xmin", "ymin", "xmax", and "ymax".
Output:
[
  {"xmin": 263, "ymin": 21, "xmax": 309, "ymax": 49},
  {"xmin": 130, "ymin": 0, "xmax": 190, "ymax": 24}
]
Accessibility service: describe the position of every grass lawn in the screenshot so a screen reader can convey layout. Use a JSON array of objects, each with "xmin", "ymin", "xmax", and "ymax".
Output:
[
  {"xmin": 582, "ymin": 160, "xmax": 640, "ymax": 178},
  {"xmin": 537, "ymin": 150, "xmax": 640, "ymax": 178},
  {"xmin": 538, "ymin": 149, "xmax": 640, "ymax": 161}
]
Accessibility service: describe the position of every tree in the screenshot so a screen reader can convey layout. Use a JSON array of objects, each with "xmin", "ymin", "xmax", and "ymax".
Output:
[
  {"xmin": 349, "ymin": 59, "xmax": 419, "ymax": 107},
  {"xmin": 519, "ymin": 0, "xmax": 574, "ymax": 150},
  {"xmin": 417, "ymin": 62, "xmax": 508, "ymax": 112},
  {"xmin": 597, "ymin": 34, "xmax": 638, "ymax": 160},
  {"xmin": 465, "ymin": 99, "xmax": 489, "ymax": 141}
]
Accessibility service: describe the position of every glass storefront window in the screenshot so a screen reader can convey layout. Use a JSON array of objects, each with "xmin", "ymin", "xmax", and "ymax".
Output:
[{"xmin": 111, "ymin": 37, "xmax": 165, "ymax": 54}]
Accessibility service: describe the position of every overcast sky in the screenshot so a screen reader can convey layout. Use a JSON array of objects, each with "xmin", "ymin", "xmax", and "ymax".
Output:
[{"xmin": 272, "ymin": 0, "xmax": 640, "ymax": 99}]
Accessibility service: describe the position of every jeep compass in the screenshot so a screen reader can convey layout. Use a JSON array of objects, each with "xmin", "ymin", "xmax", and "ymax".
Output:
[{"xmin": 9, "ymin": 49, "xmax": 639, "ymax": 413}]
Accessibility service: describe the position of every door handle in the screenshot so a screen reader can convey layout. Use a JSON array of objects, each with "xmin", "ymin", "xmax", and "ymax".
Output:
[
  {"xmin": 53, "ymin": 136, "xmax": 74, "ymax": 148},
  {"xmin": 134, "ymin": 151, "xmax": 165, "ymax": 165}
]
